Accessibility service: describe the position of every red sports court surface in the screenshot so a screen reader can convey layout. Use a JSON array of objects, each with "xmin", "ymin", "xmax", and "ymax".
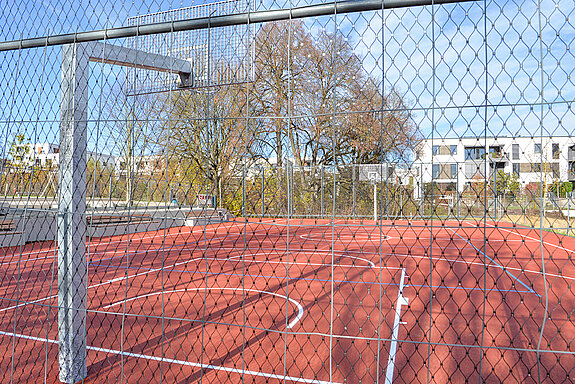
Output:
[{"xmin": 0, "ymin": 218, "xmax": 574, "ymax": 383}]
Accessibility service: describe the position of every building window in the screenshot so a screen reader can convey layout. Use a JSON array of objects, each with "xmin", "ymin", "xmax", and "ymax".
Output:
[
  {"xmin": 432, "ymin": 164, "xmax": 440, "ymax": 178},
  {"xmin": 532, "ymin": 163, "xmax": 541, "ymax": 173},
  {"xmin": 534, "ymin": 143, "xmax": 542, "ymax": 154},
  {"xmin": 464, "ymin": 146, "xmax": 486, "ymax": 160},
  {"xmin": 432, "ymin": 145, "xmax": 439, "ymax": 155},
  {"xmin": 552, "ymin": 143, "xmax": 560, "ymax": 159},
  {"xmin": 552, "ymin": 163, "xmax": 560, "ymax": 178},
  {"xmin": 489, "ymin": 146, "xmax": 503, "ymax": 159},
  {"xmin": 513, "ymin": 163, "xmax": 520, "ymax": 176},
  {"xmin": 512, "ymin": 144, "xmax": 519, "ymax": 160},
  {"xmin": 450, "ymin": 145, "xmax": 457, "ymax": 155},
  {"xmin": 450, "ymin": 163, "xmax": 457, "ymax": 178},
  {"xmin": 465, "ymin": 162, "xmax": 485, "ymax": 179}
]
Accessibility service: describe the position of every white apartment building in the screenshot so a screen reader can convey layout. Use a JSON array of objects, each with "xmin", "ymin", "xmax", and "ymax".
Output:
[
  {"xmin": 414, "ymin": 136, "xmax": 575, "ymax": 193},
  {"xmin": 14, "ymin": 143, "xmax": 116, "ymax": 170},
  {"xmin": 13, "ymin": 143, "xmax": 172, "ymax": 177}
]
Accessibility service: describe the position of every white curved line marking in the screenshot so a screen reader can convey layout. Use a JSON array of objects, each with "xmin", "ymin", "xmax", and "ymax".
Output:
[
  {"xmin": 223, "ymin": 251, "xmax": 376, "ymax": 268},
  {"xmin": 299, "ymin": 233, "xmax": 390, "ymax": 242},
  {"xmin": 104, "ymin": 287, "xmax": 304, "ymax": 328}
]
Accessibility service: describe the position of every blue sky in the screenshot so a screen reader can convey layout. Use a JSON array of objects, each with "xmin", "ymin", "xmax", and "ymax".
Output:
[{"xmin": 1, "ymin": 0, "xmax": 574, "ymax": 157}]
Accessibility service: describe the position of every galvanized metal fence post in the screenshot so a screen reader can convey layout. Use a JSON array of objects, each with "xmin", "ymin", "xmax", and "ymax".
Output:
[
  {"xmin": 420, "ymin": 163, "xmax": 424, "ymax": 220},
  {"xmin": 58, "ymin": 42, "xmax": 88, "ymax": 384},
  {"xmin": 568, "ymin": 197, "xmax": 571, "ymax": 236},
  {"xmin": 373, "ymin": 182, "xmax": 377, "ymax": 222},
  {"xmin": 457, "ymin": 166, "xmax": 460, "ymax": 221},
  {"xmin": 352, "ymin": 164, "xmax": 356, "ymax": 220},
  {"xmin": 321, "ymin": 165, "xmax": 324, "ymax": 219}
]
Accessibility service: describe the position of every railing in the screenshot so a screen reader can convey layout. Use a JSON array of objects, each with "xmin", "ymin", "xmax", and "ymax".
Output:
[{"xmin": 489, "ymin": 151, "xmax": 509, "ymax": 161}]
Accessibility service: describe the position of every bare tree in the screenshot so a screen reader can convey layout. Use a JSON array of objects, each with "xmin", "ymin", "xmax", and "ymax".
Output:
[
  {"xmin": 104, "ymin": 90, "xmax": 156, "ymax": 206},
  {"xmin": 154, "ymin": 85, "xmax": 259, "ymax": 204},
  {"xmin": 252, "ymin": 20, "xmax": 419, "ymax": 168},
  {"xmin": 252, "ymin": 20, "xmax": 313, "ymax": 167}
]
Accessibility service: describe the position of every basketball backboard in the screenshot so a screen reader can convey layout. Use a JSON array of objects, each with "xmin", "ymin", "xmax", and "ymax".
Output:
[
  {"xmin": 126, "ymin": 0, "xmax": 255, "ymax": 95},
  {"xmin": 358, "ymin": 164, "xmax": 394, "ymax": 183}
]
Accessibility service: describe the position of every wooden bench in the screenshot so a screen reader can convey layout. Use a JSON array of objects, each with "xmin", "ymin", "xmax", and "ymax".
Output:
[
  {"xmin": 0, "ymin": 219, "xmax": 16, "ymax": 232},
  {"xmin": 87, "ymin": 215, "xmax": 152, "ymax": 226}
]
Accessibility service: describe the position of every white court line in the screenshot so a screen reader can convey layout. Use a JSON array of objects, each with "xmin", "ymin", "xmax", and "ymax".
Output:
[
  {"xmin": 3, "ymin": 238, "xmax": 572, "ymax": 314},
  {"xmin": 198, "ymin": 251, "xmax": 376, "ymax": 269},
  {"xmin": 388, "ymin": 251, "xmax": 575, "ymax": 283},
  {"xmin": 248, "ymin": 251, "xmax": 375, "ymax": 268},
  {"xmin": 392, "ymin": 237, "xmax": 536, "ymax": 243},
  {"xmin": 0, "ymin": 219, "xmax": 355, "ymax": 261},
  {"xmin": 0, "ymin": 251, "xmax": 213, "ymax": 313},
  {"xmin": 0, "ymin": 255, "xmax": 52, "ymax": 265},
  {"xmin": 154, "ymin": 249, "xmax": 387, "ymax": 270},
  {"xmin": 13, "ymin": 220, "xmax": 570, "ymax": 313},
  {"xmin": 0, "ymin": 223, "xmax": 271, "ymax": 272},
  {"xmin": 476, "ymin": 221, "xmax": 575, "ymax": 256},
  {"xmin": 0, "ymin": 294, "xmax": 56, "ymax": 313},
  {"xmin": 299, "ymin": 233, "xmax": 390, "ymax": 242},
  {"xmin": 1, "ymin": 235, "xmax": 324, "ymax": 314},
  {"xmin": 104, "ymin": 287, "xmax": 305, "ymax": 329},
  {"xmin": 0, "ymin": 243, "xmax": 400, "ymax": 315},
  {"xmin": 0, "ymin": 330, "xmax": 338, "ymax": 384},
  {"xmin": 0, "ymin": 244, "xmax": 287, "ymax": 314},
  {"xmin": 384, "ymin": 268, "xmax": 408, "ymax": 384},
  {"xmin": 250, "ymin": 219, "xmax": 345, "ymax": 227}
]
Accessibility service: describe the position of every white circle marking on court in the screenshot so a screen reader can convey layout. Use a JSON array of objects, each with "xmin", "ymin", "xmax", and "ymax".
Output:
[{"xmin": 103, "ymin": 287, "xmax": 304, "ymax": 328}]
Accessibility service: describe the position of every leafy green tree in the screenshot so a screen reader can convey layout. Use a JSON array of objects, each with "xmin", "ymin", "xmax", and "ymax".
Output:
[
  {"xmin": 549, "ymin": 181, "xmax": 573, "ymax": 198},
  {"xmin": 495, "ymin": 170, "xmax": 520, "ymax": 197},
  {"xmin": 8, "ymin": 134, "xmax": 30, "ymax": 166}
]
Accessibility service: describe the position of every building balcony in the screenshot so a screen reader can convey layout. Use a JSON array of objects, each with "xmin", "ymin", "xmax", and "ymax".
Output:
[{"xmin": 488, "ymin": 152, "xmax": 509, "ymax": 162}]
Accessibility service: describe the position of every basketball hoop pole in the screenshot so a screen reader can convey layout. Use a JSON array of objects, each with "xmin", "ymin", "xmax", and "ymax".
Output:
[{"xmin": 373, "ymin": 182, "xmax": 377, "ymax": 222}]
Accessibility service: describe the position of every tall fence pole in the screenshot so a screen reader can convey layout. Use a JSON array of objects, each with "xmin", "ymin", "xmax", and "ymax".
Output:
[
  {"xmin": 373, "ymin": 182, "xmax": 377, "ymax": 222},
  {"xmin": 568, "ymin": 197, "xmax": 571, "ymax": 236},
  {"xmin": 420, "ymin": 164, "xmax": 424, "ymax": 220},
  {"xmin": 385, "ymin": 169, "xmax": 389, "ymax": 220},
  {"xmin": 524, "ymin": 194, "xmax": 527, "ymax": 226},
  {"xmin": 321, "ymin": 165, "xmax": 324, "ymax": 219},
  {"xmin": 58, "ymin": 43, "xmax": 88, "ymax": 384},
  {"xmin": 494, "ymin": 168, "xmax": 498, "ymax": 221},
  {"xmin": 352, "ymin": 164, "xmax": 356, "ymax": 220},
  {"xmin": 457, "ymin": 167, "xmax": 460, "ymax": 221}
]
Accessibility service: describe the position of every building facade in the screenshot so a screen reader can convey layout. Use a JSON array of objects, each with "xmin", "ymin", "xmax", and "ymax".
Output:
[
  {"xmin": 414, "ymin": 136, "xmax": 575, "ymax": 193},
  {"xmin": 13, "ymin": 143, "xmax": 116, "ymax": 171}
]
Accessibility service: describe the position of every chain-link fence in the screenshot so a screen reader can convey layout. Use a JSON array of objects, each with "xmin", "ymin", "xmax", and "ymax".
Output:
[{"xmin": 1, "ymin": 0, "xmax": 575, "ymax": 382}]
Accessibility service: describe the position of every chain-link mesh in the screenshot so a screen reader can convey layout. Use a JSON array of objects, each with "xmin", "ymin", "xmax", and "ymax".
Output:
[{"xmin": 1, "ymin": 0, "xmax": 574, "ymax": 382}]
